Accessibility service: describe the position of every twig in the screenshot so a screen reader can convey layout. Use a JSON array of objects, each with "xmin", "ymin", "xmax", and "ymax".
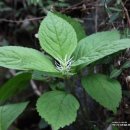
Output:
[
  {"xmin": 95, "ymin": 1, "xmax": 98, "ymax": 32},
  {"xmin": 30, "ymin": 80, "xmax": 41, "ymax": 96},
  {"xmin": 124, "ymin": 0, "xmax": 129, "ymax": 5},
  {"xmin": 60, "ymin": 0, "xmax": 84, "ymax": 13},
  {"xmin": 121, "ymin": 1, "xmax": 130, "ymax": 28},
  {"xmin": 0, "ymin": 17, "xmax": 44, "ymax": 23},
  {"xmin": 9, "ymin": 69, "xmax": 16, "ymax": 76},
  {"xmin": 9, "ymin": 69, "xmax": 41, "ymax": 96}
]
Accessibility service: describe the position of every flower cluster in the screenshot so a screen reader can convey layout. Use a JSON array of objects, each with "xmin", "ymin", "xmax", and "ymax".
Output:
[{"xmin": 55, "ymin": 55, "xmax": 73, "ymax": 74}]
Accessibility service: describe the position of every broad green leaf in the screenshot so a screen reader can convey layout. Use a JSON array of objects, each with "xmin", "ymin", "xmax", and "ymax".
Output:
[
  {"xmin": 36, "ymin": 91, "xmax": 79, "ymax": 130},
  {"xmin": 72, "ymin": 32, "xmax": 130, "ymax": 67},
  {"xmin": 0, "ymin": 46, "xmax": 57, "ymax": 73},
  {"xmin": 0, "ymin": 72, "xmax": 31, "ymax": 102},
  {"xmin": 0, "ymin": 102, "xmax": 28, "ymax": 130},
  {"xmin": 73, "ymin": 30, "xmax": 120, "ymax": 65},
  {"xmin": 38, "ymin": 12, "xmax": 77, "ymax": 61},
  {"xmin": 110, "ymin": 69, "xmax": 122, "ymax": 78},
  {"xmin": 55, "ymin": 12, "xmax": 86, "ymax": 41},
  {"xmin": 82, "ymin": 74, "xmax": 122, "ymax": 112}
]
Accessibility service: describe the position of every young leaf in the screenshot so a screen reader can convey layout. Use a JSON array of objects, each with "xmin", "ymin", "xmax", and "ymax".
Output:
[
  {"xmin": 109, "ymin": 13, "xmax": 120, "ymax": 23},
  {"xmin": 73, "ymin": 32, "xmax": 130, "ymax": 67},
  {"xmin": 55, "ymin": 12, "xmax": 86, "ymax": 41},
  {"xmin": 0, "ymin": 102, "xmax": 28, "ymax": 130},
  {"xmin": 38, "ymin": 12, "xmax": 77, "ymax": 61},
  {"xmin": 110, "ymin": 69, "xmax": 122, "ymax": 78},
  {"xmin": 36, "ymin": 91, "xmax": 79, "ymax": 130},
  {"xmin": 0, "ymin": 72, "xmax": 31, "ymax": 102},
  {"xmin": 122, "ymin": 60, "xmax": 130, "ymax": 69},
  {"xmin": 82, "ymin": 74, "xmax": 122, "ymax": 112},
  {"xmin": 0, "ymin": 46, "xmax": 58, "ymax": 73}
]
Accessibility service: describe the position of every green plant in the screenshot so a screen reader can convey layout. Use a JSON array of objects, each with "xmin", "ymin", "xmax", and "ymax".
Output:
[{"xmin": 0, "ymin": 12, "xmax": 130, "ymax": 130}]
